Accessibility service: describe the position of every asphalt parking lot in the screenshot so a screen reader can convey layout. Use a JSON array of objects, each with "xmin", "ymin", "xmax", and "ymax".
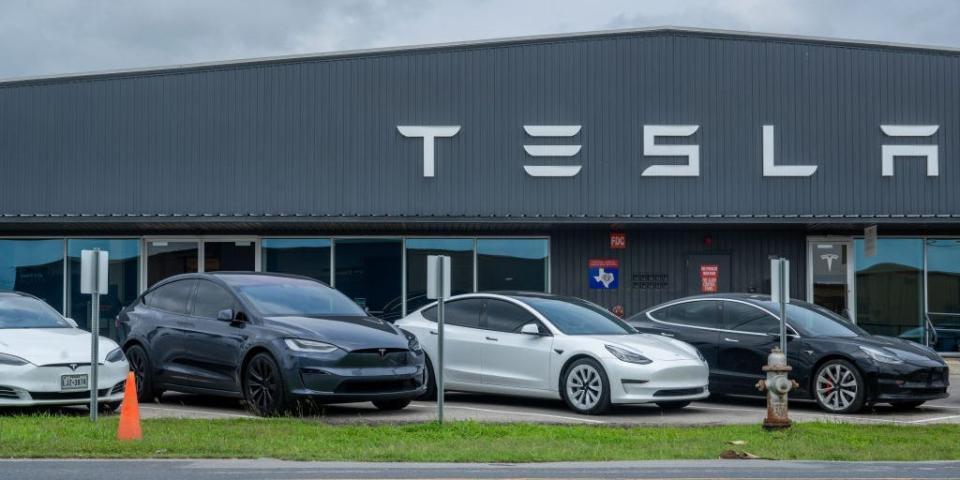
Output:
[{"xmin": 10, "ymin": 363, "xmax": 958, "ymax": 426}]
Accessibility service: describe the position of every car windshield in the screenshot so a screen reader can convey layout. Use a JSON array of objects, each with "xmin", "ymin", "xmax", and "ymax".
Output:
[
  {"xmin": 0, "ymin": 295, "xmax": 71, "ymax": 329},
  {"xmin": 522, "ymin": 297, "xmax": 636, "ymax": 335},
  {"xmin": 231, "ymin": 278, "xmax": 366, "ymax": 317},
  {"xmin": 761, "ymin": 301, "xmax": 867, "ymax": 338}
]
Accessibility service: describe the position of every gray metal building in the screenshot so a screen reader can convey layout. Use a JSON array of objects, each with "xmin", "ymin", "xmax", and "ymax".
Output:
[{"xmin": 0, "ymin": 27, "xmax": 957, "ymax": 352}]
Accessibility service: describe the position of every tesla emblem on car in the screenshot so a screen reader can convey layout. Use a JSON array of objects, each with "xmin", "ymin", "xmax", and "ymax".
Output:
[
  {"xmin": 378, "ymin": 348, "xmax": 387, "ymax": 358},
  {"xmin": 69, "ymin": 363, "xmax": 78, "ymax": 371},
  {"xmin": 820, "ymin": 253, "xmax": 840, "ymax": 271}
]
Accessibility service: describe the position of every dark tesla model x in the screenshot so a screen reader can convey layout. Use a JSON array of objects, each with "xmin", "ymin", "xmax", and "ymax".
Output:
[
  {"xmin": 628, "ymin": 294, "xmax": 949, "ymax": 413},
  {"xmin": 116, "ymin": 272, "xmax": 426, "ymax": 415}
]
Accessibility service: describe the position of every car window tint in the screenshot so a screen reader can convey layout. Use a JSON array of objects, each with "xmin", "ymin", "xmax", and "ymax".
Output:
[
  {"xmin": 192, "ymin": 280, "xmax": 235, "ymax": 319},
  {"xmin": 723, "ymin": 301, "xmax": 779, "ymax": 334},
  {"xmin": 656, "ymin": 301, "xmax": 720, "ymax": 329},
  {"xmin": 484, "ymin": 299, "xmax": 538, "ymax": 333},
  {"xmin": 144, "ymin": 280, "xmax": 195, "ymax": 315},
  {"xmin": 421, "ymin": 299, "xmax": 483, "ymax": 328}
]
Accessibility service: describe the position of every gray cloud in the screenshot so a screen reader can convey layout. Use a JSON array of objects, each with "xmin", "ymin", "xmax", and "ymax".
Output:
[{"xmin": 1, "ymin": 0, "xmax": 958, "ymax": 79}]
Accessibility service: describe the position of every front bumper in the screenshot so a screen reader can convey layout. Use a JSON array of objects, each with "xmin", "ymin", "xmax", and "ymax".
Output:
[
  {"xmin": 605, "ymin": 357, "xmax": 710, "ymax": 404},
  {"xmin": 870, "ymin": 362, "xmax": 950, "ymax": 403},
  {"xmin": 284, "ymin": 349, "xmax": 427, "ymax": 403},
  {"xmin": 0, "ymin": 361, "xmax": 128, "ymax": 407}
]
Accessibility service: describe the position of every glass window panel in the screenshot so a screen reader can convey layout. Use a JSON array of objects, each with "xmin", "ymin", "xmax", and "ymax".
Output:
[
  {"xmin": 854, "ymin": 238, "xmax": 924, "ymax": 338},
  {"xmin": 67, "ymin": 239, "xmax": 140, "ymax": 336},
  {"xmin": 926, "ymin": 239, "xmax": 960, "ymax": 352},
  {"xmin": 204, "ymin": 240, "xmax": 255, "ymax": 272},
  {"xmin": 483, "ymin": 299, "xmax": 537, "ymax": 333},
  {"xmin": 147, "ymin": 241, "xmax": 198, "ymax": 287},
  {"xmin": 334, "ymin": 239, "xmax": 402, "ymax": 321},
  {"xmin": 722, "ymin": 301, "xmax": 778, "ymax": 334},
  {"xmin": 476, "ymin": 239, "xmax": 548, "ymax": 292},
  {"xmin": 261, "ymin": 238, "xmax": 331, "ymax": 282},
  {"xmin": 0, "ymin": 239, "xmax": 64, "ymax": 313},
  {"xmin": 143, "ymin": 279, "xmax": 195, "ymax": 315},
  {"xmin": 422, "ymin": 298, "xmax": 484, "ymax": 328},
  {"xmin": 405, "ymin": 238, "xmax": 474, "ymax": 313},
  {"xmin": 811, "ymin": 243, "xmax": 849, "ymax": 315},
  {"xmin": 192, "ymin": 280, "xmax": 236, "ymax": 319}
]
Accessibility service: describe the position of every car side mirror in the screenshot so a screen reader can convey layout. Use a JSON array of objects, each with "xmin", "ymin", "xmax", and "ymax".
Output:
[
  {"xmin": 64, "ymin": 317, "xmax": 78, "ymax": 328},
  {"xmin": 217, "ymin": 309, "xmax": 235, "ymax": 322},
  {"xmin": 520, "ymin": 323, "xmax": 543, "ymax": 336}
]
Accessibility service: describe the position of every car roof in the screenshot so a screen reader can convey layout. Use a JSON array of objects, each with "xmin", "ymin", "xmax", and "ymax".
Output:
[
  {"xmin": 640, "ymin": 293, "xmax": 781, "ymax": 312},
  {"xmin": 148, "ymin": 271, "xmax": 328, "ymax": 290},
  {"xmin": 0, "ymin": 290, "xmax": 43, "ymax": 300}
]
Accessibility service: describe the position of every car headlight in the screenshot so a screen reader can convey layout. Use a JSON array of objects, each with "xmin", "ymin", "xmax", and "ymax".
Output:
[
  {"xmin": 400, "ymin": 329, "xmax": 423, "ymax": 353},
  {"xmin": 105, "ymin": 348, "xmax": 126, "ymax": 363},
  {"xmin": 284, "ymin": 338, "xmax": 340, "ymax": 353},
  {"xmin": 605, "ymin": 344, "xmax": 652, "ymax": 365},
  {"xmin": 859, "ymin": 345, "xmax": 904, "ymax": 365},
  {"xmin": 0, "ymin": 353, "xmax": 31, "ymax": 366}
]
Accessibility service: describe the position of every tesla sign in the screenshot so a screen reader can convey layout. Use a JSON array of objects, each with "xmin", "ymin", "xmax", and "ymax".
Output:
[{"xmin": 397, "ymin": 124, "xmax": 940, "ymax": 178}]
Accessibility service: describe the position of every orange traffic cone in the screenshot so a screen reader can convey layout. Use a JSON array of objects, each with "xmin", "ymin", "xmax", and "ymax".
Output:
[{"xmin": 116, "ymin": 371, "xmax": 142, "ymax": 441}]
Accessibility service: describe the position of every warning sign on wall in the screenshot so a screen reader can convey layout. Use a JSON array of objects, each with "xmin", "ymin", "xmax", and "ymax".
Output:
[{"xmin": 699, "ymin": 264, "xmax": 719, "ymax": 293}]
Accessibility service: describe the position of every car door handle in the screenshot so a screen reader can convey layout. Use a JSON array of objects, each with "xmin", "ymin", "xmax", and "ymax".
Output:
[
  {"xmin": 429, "ymin": 330, "xmax": 437, "ymax": 335},
  {"xmin": 485, "ymin": 336, "xmax": 498, "ymax": 342},
  {"xmin": 723, "ymin": 337, "xmax": 739, "ymax": 343},
  {"xmin": 660, "ymin": 332, "xmax": 675, "ymax": 338}
]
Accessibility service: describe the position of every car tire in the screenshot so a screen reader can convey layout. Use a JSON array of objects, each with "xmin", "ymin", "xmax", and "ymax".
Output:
[
  {"xmin": 124, "ymin": 344, "xmax": 157, "ymax": 402},
  {"xmin": 813, "ymin": 359, "xmax": 866, "ymax": 414},
  {"xmin": 890, "ymin": 400, "xmax": 925, "ymax": 410},
  {"xmin": 242, "ymin": 352, "xmax": 288, "ymax": 417},
  {"xmin": 98, "ymin": 402, "xmax": 121, "ymax": 413},
  {"xmin": 656, "ymin": 401, "xmax": 691, "ymax": 410},
  {"xmin": 561, "ymin": 358, "xmax": 611, "ymax": 415},
  {"xmin": 416, "ymin": 356, "xmax": 437, "ymax": 401},
  {"xmin": 372, "ymin": 399, "xmax": 412, "ymax": 411}
]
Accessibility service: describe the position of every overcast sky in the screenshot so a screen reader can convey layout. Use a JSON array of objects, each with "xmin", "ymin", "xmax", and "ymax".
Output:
[{"xmin": 1, "ymin": 0, "xmax": 959, "ymax": 79}]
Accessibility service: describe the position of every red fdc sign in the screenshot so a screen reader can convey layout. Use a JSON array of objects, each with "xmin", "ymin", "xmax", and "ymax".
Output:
[
  {"xmin": 700, "ymin": 264, "xmax": 719, "ymax": 293},
  {"xmin": 588, "ymin": 259, "xmax": 619, "ymax": 269},
  {"xmin": 609, "ymin": 232, "xmax": 626, "ymax": 250}
]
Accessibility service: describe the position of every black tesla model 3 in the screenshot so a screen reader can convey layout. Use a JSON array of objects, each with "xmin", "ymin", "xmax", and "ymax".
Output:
[
  {"xmin": 628, "ymin": 294, "xmax": 949, "ymax": 413},
  {"xmin": 117, "ymin": 272, "xmax": 426, "ymax": 416}
]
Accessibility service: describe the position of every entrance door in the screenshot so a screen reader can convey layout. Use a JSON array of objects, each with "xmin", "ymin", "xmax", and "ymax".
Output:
[
  {"xmin": 204, "ymin": 240, "xmax": 256, "ymax": 272},
  {"xmin": 146, "ymin": 241, "xmax": 199, "ymax": 288},
  {"xmin": 808, "ymin": 241, "xmax": 852, "ymax": 318},
  {"xmin": 685, "ymin": 254, "xmax": 731, "ymax": 296},
  {"xmin": 145, "ymin": 238, "xmax": 258, "ymax": 288}
]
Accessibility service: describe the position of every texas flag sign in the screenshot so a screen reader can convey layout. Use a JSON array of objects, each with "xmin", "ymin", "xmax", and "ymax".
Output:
[{"xmin": 588, "ymin": 259, "xmax": 619, "ymax": 289}]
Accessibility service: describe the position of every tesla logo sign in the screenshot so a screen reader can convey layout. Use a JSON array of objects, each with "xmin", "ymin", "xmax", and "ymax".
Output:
[
  {"xmin": 820, "ymin": 253, "xmax": 840, "ymax": 272},
  {"xmin": 398, "ymin": 124, "xmax": 941, "ymax": 178},
  {"xmin": 378, "ymin": 348, "xmax": 387, "ymax": 358}
]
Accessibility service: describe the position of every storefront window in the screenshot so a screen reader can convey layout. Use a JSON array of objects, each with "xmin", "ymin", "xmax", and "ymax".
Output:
[
  {"xmin": 810, "ymin": 243, "xmax": 849, "ymax": 316},
  {"xmin": 854, "ymin": 238, "xmax": 924, "ymax": 339},
  {"xmin": 262, "ymin": 238, "xmax": 331, "ymax": 283},
  {"xmin": 146, "ymin": 241, "xmax": 199, "ymax": 287},
  {"xmin": 67, "ymin": 239, "xmax": 140, "ymax": 337},
  {"xmin": 204, "ymin": 240, "xmax": 256, "ymax": 272},
  {"xmin": 405, "ymin": 238, "xmax": 474, "ymax": 313},
  {"xmin": 334, "ymin": 239, "xmax": 402, "ymax": 321},
  {"xmin": 926, "ymin": 239, "xmax": 960, "ymax": 353},
  {"xmin": 477, "ymin": 239, "xmax": 549, "ymax": 292},
  {"xmin": 0, "ymin": 239, "xmax": 65, "ymax": 313}
]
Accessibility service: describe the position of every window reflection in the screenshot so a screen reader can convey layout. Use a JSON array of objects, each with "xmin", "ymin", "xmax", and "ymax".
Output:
[
  {"xmin": 147, "ymin": 241, "xmax": 198, "ymax": 287},
  {"xmin": 334, "ymin": 239, "xmax": 402, "ymax": 321},
  {"xmin": 0, "ymin": 239, "xmax": 65, "ymax": 313},
  {"xmin": 854, "ymin": 239, "xmax": 924, "ymax": 338},
  {"xmin": 405, "ymin": 238, "xmax": 474, "ymax": 313},
  {"xmin": 67, "ymin": 239, "xmax": 140, "ymax": 337},
  {"xmin": 261, "ymin": 238, "xmax": 331, "ymax": 283},
  {"xmin": 477, "ymin": 239, "xmax": 548, "ymax": 292},
  {"xmin": 926, "ymin": 239, "xmax": 960, "ymax": 353}
]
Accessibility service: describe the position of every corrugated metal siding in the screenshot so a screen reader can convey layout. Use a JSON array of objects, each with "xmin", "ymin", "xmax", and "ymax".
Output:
[
  {"xmin": 551, "ymin": 228, "xmax": 807, "ymax": 316},
  {"xmin": 0, "ymin": 31, "xmax": 958, "ymax": 220}
]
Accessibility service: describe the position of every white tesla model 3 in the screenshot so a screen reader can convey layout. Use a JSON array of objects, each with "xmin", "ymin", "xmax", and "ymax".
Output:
[
  {"xmin": 396, "ymin": 292, "xmax": 709, "ymax": 414},
  {"xmin": 0, "ymin": 292, "xmax": 128, "ymax": 409}
]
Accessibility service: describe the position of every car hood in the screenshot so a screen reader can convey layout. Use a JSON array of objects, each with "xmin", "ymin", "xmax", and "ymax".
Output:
[
  {"xmin": 0, "ymin": 328, "xmax": 120, "ymax": 365},
  {"xmin": 824, "ymin": 334, "xmax": 945, "ymax": 366},
  {"xmin": 592, "ymin": 334, "xmax": 701, "ymax": 361},
  {"xmin": 264, "ymin": 315, "xmax": 409, "ymax": 351}
]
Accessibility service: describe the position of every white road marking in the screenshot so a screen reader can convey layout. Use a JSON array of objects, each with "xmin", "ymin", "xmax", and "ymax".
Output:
[
  {"xmin": 408, "ymin": 403, "xmax": 606, "ymax": 424},
  {"xmin": 905, "ymin": 414, "xmax": 960, "ymax": 424},
  {"xmin": 140, "ymin": 405, "xmax": 257, "ymax": 419}
]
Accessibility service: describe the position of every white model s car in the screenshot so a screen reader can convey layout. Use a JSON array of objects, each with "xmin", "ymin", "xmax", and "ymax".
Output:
[
  {"xmin": 396, "ymin": 292, "xmax": 709, "ymax": 414},
  {"xmin": 0, "ymin": 292, "xmax": 128, "ymax": 410}
]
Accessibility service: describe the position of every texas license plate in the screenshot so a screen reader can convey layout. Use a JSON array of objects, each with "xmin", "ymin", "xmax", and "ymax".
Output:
[{"xmin": 60, "ymin": 374, "xmax": 88, "ymax": 391}]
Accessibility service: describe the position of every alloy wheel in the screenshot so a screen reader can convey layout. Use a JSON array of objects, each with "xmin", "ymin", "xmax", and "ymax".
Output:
[
  {"xmin": 566, "ymin": 364, "xmax": 603, "ymax": 411},
  {"xmin": 245, "ymin": 355, "xmax": 282, "ymax": 415},
  {"xmin": 815, "ymin": 363, "xmax": 859, "ymax": 412}
]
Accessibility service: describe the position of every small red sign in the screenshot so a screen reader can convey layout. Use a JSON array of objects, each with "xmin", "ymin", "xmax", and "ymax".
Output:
[
  {"xmin": 610, "ymin": 232, "xmax": 626, "ymax": 250},
  {"xmin": 699, "ymin": 264, "xmax": 719, "ymax": 293},
  {"xmin": 589, "ymin": 259, "xmax": 619, "ymax": 268}
]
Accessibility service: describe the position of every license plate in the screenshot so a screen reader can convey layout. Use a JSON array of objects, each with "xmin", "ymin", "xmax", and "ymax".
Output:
[{"xmin": 60, "ymin": 374, "xmax": 88, "ymax": 391}]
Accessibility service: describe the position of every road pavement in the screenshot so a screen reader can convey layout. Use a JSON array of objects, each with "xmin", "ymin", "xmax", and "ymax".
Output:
[{"xmin": 2, "ymin": 459, "xmax": 960, "ymax": 480}]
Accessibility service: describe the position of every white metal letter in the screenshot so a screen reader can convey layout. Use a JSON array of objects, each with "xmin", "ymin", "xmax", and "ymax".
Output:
[
  {"xmin": 522, "ymin": 125, "xmax": 582, "ymax": 177},
  {"xmin": 762, "ymin": 125, "xmax": 818, "ymax": 177},
  {"xmin": 880, "ymin": 125, "xmax": 939, "ymax": 177},
  {"xmin": 397, "ymin": 126, "xmax": 461, "ymax": 177},
  {"xmin": 641, "ymin": 125, "xmax": 700, "ymax": 177}
]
